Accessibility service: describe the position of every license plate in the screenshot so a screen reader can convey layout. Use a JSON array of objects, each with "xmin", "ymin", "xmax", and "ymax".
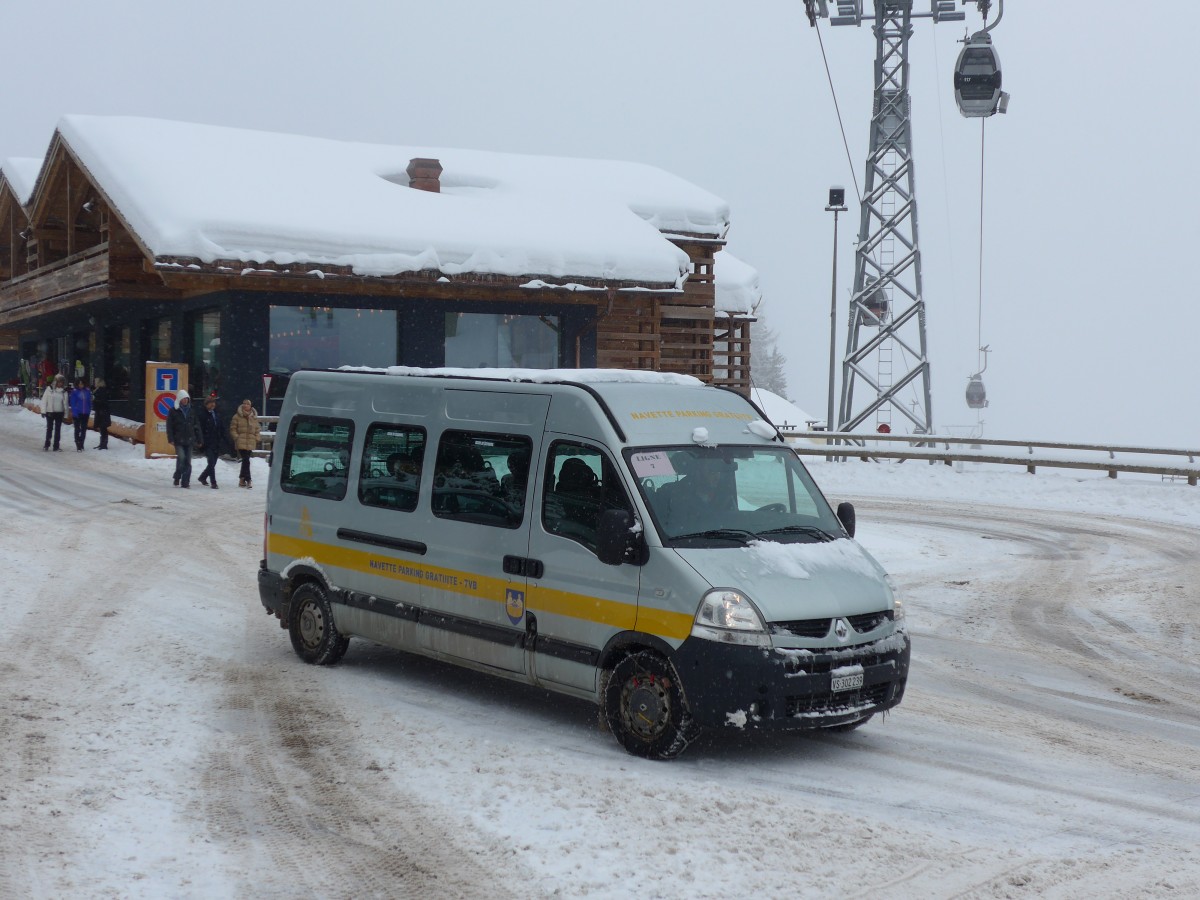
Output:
[{"xmin": 831, "ymin": 670, "xmax": 864, "ymax": 693}]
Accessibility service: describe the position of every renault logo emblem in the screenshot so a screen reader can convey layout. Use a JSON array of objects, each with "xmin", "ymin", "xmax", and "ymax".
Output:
[{"xmin": 834, "ymin": 618, "xmax": 850, "ymax": 642}]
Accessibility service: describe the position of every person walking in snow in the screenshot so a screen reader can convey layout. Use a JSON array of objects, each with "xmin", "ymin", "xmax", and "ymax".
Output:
[
  {"xmin": 92, "ymin": 378, "xmax": 112, "ymax": 449},
  {"xmin": 166, "ymin": 390, "xmax": 202, "ymax": 488},
  {"xmin": 69, "ymin": 378, "xmax": 93, "ymax": 452},
  {"xmin": 196, "ymin": 395, "xmax": 224, "ymax": 489},
  {"xmin": 230, "ymin": 398, "xmax": 261, "ymax": 488},
  {"xmin": 40, "ymin": 374, "xmax": 69, "ymax": 451}
]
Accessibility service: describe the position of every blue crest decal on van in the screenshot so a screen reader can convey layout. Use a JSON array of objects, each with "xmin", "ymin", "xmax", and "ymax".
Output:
[{"xmin": 505, "ymin": 588, "xmax": 525, "ymax": 624}]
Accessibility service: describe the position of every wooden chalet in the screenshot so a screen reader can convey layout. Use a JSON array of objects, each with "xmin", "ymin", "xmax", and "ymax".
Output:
[{"xmin": 0, "ymin": 117, "xmax": 756, "ymax": 421}]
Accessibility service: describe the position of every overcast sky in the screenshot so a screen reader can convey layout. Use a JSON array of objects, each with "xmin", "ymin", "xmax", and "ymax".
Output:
[{"xmin": 4, "ymin": 1, "xmax": 1195, "ymax": 447}]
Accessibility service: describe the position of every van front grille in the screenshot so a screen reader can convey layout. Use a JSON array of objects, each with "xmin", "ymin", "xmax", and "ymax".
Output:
[
  {"xmin": 847, "ymin": 610, "xmax": 892, "ymax": 632},
  {"xmin": 771, "ymin": 609, "xmax": 892, "ymax": 639},
  {"xmin": 770, "ymin": 617, "xmax": 832, "ymax": 638}
]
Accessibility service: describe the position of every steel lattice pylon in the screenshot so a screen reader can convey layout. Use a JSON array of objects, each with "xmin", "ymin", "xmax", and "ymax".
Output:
[{"xmin": 825, "ymin": 0, "xmax": 957, "ymax": 436}]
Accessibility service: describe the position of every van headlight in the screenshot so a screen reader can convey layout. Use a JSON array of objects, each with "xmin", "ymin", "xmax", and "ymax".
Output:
[{"xmin": 692, "ymin": 589, "xmax": 770, "ymax": 647}]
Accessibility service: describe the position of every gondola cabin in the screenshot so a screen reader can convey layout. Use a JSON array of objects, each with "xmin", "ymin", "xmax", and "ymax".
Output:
[
  {"xmin": 954, "ymin": 32, "xmax": 1005, "ymax": 118},
  {"xmin": 965, "ymin": 374, "xmax": 988, "ymax": 409}
]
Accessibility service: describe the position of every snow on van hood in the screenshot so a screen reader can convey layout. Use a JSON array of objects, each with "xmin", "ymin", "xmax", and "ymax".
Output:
[
  {"xmin": 740, "ymin": 539, "xmax": 882, "ymax": 581},
  {"xmin": 675, "ymin": 539, "xmax": 893, "ymax": 623}
]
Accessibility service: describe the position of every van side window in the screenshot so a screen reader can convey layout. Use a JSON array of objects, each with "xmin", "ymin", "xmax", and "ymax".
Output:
[
  {"xmin": 280, "ymin": 415, "xmax": 355, "ymax": 501},
  {"xmin": 542, "ymin": 441, "xmax": 632, "ymax": 553},
  {"xmin": 431, "ymin": 430, "xmax": 532, "ymax": 529},
  {"xmin": 358, "ymin": 424, "xmax": 426, "ymax": 512}
]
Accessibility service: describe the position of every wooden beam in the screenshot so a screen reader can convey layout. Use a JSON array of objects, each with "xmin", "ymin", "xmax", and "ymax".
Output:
[{"xmin": 0, "ymin": 283, "xmax": 109, "ymax": 327}]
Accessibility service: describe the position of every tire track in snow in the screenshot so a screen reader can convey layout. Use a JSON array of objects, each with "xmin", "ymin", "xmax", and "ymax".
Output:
[
  {"xmin": 861, "ymin": 499, "xmax": 1200, "ymax": 710},
  {"xmin": 198, "ymin": 663, "xmax": 527, "ymax": 899},
  {"xmin": 0, "ymin": 448, "xmax": 158, "ymax": 896}
]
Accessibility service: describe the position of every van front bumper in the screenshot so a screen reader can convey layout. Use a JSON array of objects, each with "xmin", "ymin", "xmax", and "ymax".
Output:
[{"xmin": 673, "ymin": 630, "xmax": 910, "ymax": 730}]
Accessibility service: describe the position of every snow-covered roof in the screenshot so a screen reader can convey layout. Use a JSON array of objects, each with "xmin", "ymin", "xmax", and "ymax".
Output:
[
  {"xmin": 55, "ymin": 115, "xmax": 733, "ymax": 285},
  {"xmin": 714, "ymin": 251, "xmax": 761, "ymax": 315},
  {"xmin": 0, "ymin": 157, "xmax": 42, "ymax": 205}
]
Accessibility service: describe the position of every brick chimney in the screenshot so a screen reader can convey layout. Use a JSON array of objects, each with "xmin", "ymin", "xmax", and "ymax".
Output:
[{"xmin": 407, "ymin": 157, "xmax": 442, "ymax": 193}]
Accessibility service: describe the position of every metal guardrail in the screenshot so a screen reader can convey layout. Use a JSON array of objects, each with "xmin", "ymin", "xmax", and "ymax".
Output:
[
  {"xmin": 251, "ymin": 417, "xmax": 1197, "ymax": 486},
  {"xmin": 778, "ymin": 431, "xmax": 1199, "ymax": 486},
  {"xmin": 256, "ymin": 415, "xmax": 278, "ymax": 454}
]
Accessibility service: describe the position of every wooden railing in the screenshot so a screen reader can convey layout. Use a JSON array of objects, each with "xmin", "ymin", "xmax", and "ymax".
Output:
[{"xmin": 778, "ymin": 431, "xmax": 1200, "ymax": 486}]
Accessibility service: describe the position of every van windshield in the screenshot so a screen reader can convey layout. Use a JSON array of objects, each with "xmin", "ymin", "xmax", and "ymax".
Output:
[{"xmin": 626, "ymin": 446, "xmax": 843, "ymax": 546}]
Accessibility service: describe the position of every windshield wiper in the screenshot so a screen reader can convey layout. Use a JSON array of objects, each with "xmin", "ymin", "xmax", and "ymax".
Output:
[
  {"xmin": 755, "ymin": 525, "xmax": 837, "ymax": 543},
  {"xmin": 671, "ymin": 528, "xmax": 757, "ymax": 545}
]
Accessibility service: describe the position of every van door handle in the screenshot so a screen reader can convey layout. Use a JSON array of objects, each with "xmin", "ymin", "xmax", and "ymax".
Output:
[{"xmin": 502, "ymin": 555, "xmax": 545, "ymax": 579}]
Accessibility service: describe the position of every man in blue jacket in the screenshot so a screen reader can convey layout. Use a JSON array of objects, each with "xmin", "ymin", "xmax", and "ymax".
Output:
[{"xmin": 69, "ymin": 379, "xmax": 93, "ymax": 452}]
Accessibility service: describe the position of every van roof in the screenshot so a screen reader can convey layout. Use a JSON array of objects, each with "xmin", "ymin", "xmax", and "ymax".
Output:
[
  {"xmin": 295, "ymin": 367, "xmax": 780, "ymax": 447},
  {"xmin": 340, "ymin": 365, "xmax": 705, "ymax": 387}
]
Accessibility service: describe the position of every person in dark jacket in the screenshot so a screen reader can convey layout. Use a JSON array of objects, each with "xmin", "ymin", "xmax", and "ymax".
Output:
[
  {"xmin": 41, "ymin": 374, "xmax": 69, "ymax": 451},
  {"xmin": 69, "ymin": 379, "xmax": 93, "ymax": 452},
  {"xmin": 196, "ymin": 395, "xmax": 224, "ymax": 489},
  {"xmin": 91, "ymin": 378, "xmax": 112, "ymax": 449},
  {"xmin": 166, "ymin": 390, "xmax": 203, "ymax": 488}
]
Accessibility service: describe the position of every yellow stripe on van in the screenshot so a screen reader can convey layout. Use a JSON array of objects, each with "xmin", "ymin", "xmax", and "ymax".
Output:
[
  {"xmin": 525, "ymin": 585, "xmax": 638, "ymax": 632},
  {"xmin": 269, "ymin": 534, "xmax": 508, "ymax": 600},
  {"xmin": 268, "ymin": 532, "xmax": 691, "ymax": 642},
  {"xmin": 633, "ymin": 606, "xmax": 694, "ymax": 642}
]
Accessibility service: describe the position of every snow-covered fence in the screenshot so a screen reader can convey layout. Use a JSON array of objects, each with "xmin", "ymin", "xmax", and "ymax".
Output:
[{"xmin": 779, "ymin": 431, "xmax": 1200, "ymax": 486}]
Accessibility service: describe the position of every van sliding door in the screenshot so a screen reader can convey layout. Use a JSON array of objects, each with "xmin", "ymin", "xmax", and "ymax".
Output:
[{"xmin": 415, "ymin": 390, "xmax": 550, "ymax": 677}]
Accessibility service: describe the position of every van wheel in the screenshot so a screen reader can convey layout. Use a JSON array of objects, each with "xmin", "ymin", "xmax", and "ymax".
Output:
[
  {"xmin": 822, "ymin": 713, "xmax": 873, "ymax": 732},
  {"xmin": 604, "ymin": 651, "xmax": 697, "ymax": 760},
  {"xmin": 288, "ymin": 583, "xmax": 349, "ymax": 665}
]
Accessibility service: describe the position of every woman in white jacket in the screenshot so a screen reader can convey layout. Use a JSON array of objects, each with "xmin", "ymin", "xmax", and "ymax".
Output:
[{"xmin": 41, "ymin": 373, "xmax": 69, "ymax": 451}]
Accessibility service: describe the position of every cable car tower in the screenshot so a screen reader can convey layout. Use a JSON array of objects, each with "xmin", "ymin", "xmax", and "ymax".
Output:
[{"xmin": 808, "ymin": 0, "xmax": 999, "ymax": 436}]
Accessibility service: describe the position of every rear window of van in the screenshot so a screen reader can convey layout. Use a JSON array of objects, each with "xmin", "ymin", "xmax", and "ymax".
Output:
[{"xmin": 280, "ymin": 415, "xmax": 355, "ymax": 501}]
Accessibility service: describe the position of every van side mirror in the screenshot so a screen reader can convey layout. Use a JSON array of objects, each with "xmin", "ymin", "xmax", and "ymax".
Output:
[
  {"xmin": 597, "ymin": 508, "xmax": 646, "ymax": 566},
  {"xmin": 837, "ymin": 501, "xmax": 856, "ymax": 538}
]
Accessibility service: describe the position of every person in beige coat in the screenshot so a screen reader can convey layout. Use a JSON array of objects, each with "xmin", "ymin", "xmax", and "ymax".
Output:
[{"xmin": 230, "ymin": 399, "xmax": 262, "ymax": 488}]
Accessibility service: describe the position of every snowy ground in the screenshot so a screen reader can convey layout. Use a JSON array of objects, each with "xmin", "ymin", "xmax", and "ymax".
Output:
[{"xmin": 1, "ymin": 402, "xmax": 1198, "ymax": 899}]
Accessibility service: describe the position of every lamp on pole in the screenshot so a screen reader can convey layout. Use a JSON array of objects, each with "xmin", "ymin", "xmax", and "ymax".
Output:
[{"xmin": 825, "ymin": 186, "xmax": 847, "ymax": 448}]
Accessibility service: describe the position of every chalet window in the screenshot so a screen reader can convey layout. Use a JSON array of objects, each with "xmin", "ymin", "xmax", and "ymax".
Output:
[
  {"xmin": 72, "ymin": 330, "xmax": 93, "ymax": 382},
  {"xmin": 268, "ymin": 305, "xmax": 397, "ymax": 375},
  {"xmin": 444, "ymin": 313, "xmax": 558, "ymax": 369},
  {"xmin": 144, "ymin": 316, "xmax": 172, "ymax": 364},
  {"xmin": 188, "ymin": 309, "xmax": 221, "ymax": 399},
  {"xmin": 104, "ymin": 325, "xmax": 132, "ymax": 401}
]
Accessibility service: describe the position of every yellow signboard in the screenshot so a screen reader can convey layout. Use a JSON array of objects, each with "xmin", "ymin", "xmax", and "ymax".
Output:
[{"xmin": 143, "ymin": 362, "xmax": 189, "ymax": 459}]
